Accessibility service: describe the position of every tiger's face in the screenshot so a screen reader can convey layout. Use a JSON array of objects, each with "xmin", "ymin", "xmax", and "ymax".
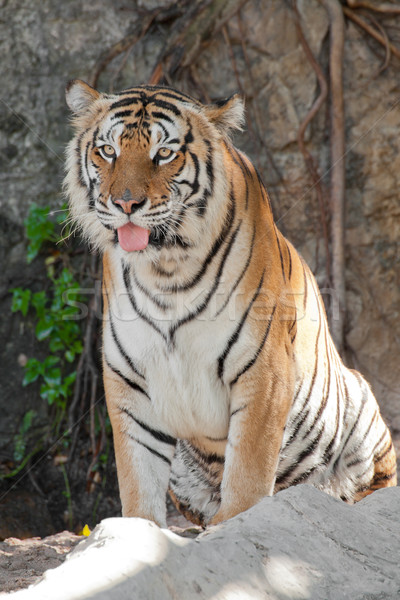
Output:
[{"xmin": 64, "ymin": 81, "xmax": 244, "ymax": 257}]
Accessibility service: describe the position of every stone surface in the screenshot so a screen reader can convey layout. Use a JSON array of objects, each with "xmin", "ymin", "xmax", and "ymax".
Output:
[
  {"xmin": 3, "ymin": 485, "xmax": 400, "ymax": 599},
  {"xmin": 0, "ymin": 531, "xmax": 80, "ymax": 594}
]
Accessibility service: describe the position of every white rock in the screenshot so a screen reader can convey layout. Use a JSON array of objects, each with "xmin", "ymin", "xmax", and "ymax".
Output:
[{"xmin": 6, "ymin": 485, "xmax": 400, "ymax": 600}]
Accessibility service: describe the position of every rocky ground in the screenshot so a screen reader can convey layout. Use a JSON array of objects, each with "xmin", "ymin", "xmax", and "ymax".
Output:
[
  {"xmin": 0, "ymin": 507, "xmax": 194, "ymax": 594},
  {"xmin": 0, "ymin": 532, "xmax": 81, "ymax": 594},
  {"xmin": 2, "ymin": 485, "xmax": 400, "ymax": 600}
]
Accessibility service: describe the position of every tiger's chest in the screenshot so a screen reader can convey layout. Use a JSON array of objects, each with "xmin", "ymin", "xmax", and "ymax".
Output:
[{"xmin": 104, "ymin": 272, "xmax": 233, "ymax": 440}]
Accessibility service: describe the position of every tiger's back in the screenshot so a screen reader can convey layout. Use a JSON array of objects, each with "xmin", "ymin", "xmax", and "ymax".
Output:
[{"xmin": 65, "ymin": 80, "xmax": 396, "ymax": 527}]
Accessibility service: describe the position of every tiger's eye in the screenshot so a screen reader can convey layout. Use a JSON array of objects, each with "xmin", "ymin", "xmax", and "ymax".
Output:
[
  {"xmin": 157, "ymin": 147, "xmax": 173, "ymax": 159},
  {"xmin": 99, "ymin": 145, "xmax": 116, "ymax": 159}
]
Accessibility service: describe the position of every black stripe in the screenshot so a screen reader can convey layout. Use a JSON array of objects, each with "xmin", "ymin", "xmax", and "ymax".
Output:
[
  {"xmin": 231, "ymin": 405, "xmax": 247, "ymax": 417},
  {"xmin": 204, "ymin": 139, "xmax": 214, "ymax": 193},
  {"xmin": 372, "ymin": 471, "xmax": 396, "ymax": 484},
  {"xmin": 160, "ymin": 191, "xmax": 236, "ymax": 293},
  {"xmin": 155, "ymin": 89, "xmax": 197, "ymax": 104},
  {"xmin": 83, "ymin": 141, "xmax": 90, "ymax": 189},
  {"xmin": 111, "ymin": 109, "xmax": 134, "ymax": 120},
  {"xmin": 302, "ymin": 260, "xmax": 308, "ymax": 313},
  {"xmin": 119, "ymin": 406, "xmax": 176, "ymax": 446},
  {"xmin": 286, "ymin": 241, "xmax": 292, "ymax": 280},
  {"xmin": 127, "ymin": 434, "xmax": 171, "ymax": 465},
  {"xmin": 230, "ymin": 303, "xmax": 277, "ymax": 387},
  {"xmin": 341, "ymin": 377, "xmax": 350, "ymax": 428},
  {"xmin": 282, "ymin": 378, "xmax": 306, "ymax": 450},
  {"xmin": 294, "ymin": 277, "xmax": 322, "ymax": 417},
  {"xmin": 276, "ymin": 425, "xmax": 325, "ymax": 486},
  {"xmin": 187, "ymin": 444, "xmax": 225, "ymax": 465},
  {"xmin": 274, "ymin": 227, "xmax": 286, "ymax": 283},
  {"xmin": 151, "ymin": 111, "xmax": 174, "ymax": 124},
  {"xmin": 218, "ymin": 269, "xmax": 265, "ymax": 380},
  {"xmin": 132, "ymin": 270, "xmax": 171, "ymax": 311},
  {"xmin": 301, "ymin": 327, "xmax": 331, "ymax": 441},
  {"xmin": 232, "ymin": 147, "xmax": 250, "ymax": 209},
  {"xmin": 122, "ymin": 263, "xmax": 169, "ymax": 344},
  {"xmin": 332, "ymin": 392, "xmax": 367, "ymax": 473},
  {"xmin": 105, "ymin": 358, "xmax": 150, "ymax": 400},
  {"xmin": 346, "ymin": 425, "xmax": 385, "ymax": 469},
  {"xmin": 104, "ymin": 279, "xmax": 145, "ymax": 379},
  {"xmin": 283, "ymin": 409, "xmax": 310, "ymax": 451},
  {"xmin": 321, "ymin": 372, "xmax": 341, "ymax": 466},
  {"xmin": 156, "ymin": 120, "xmax": 169, "ymax": 139},
  {"xmin": 374, "ymin": 441, "xmax": 394, "ymax": 464},
  {"xmin": 344, "ymin": 409, "xmax": 378, "ymax": 463},
  {"xmin": 109, "ymin": 314, "xmax": 145, "ymax": 379},
  {"xmin": 288, "ymin": 465, "xmax": 319, "ymax": 486},
  {"xmin": 224, "ymin": 144, "xmax": 250, "ymax": 210},
  {"xmin": 170, "ymin": 220, "xmax": 242, "ymax": 341},
  {"xmin": 150, "ymin": 99, "xmax": 181, "ymax": 116},
  {"xmin": 110, "ymin": 96, "xmax": 140, "ymax": 110},
  {"xmin": 215, "ymin": 223, "xmax": 256, "ymax": 318},
  {"xmin": 96, "ymin": 208, "xmax": 112, "ymax": 217},
  {"xmin": 188, "ymin": 151, "xmax": 200, "ymax": 196}
]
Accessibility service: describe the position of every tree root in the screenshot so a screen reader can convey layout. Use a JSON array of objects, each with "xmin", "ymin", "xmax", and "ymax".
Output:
[
  {"xmin": 293, "ymin": 0, "xmax": 331, "ymax": 286},
  {"xmin": 318, "ymin": 0, "xmax": 346, "ymax": 355}
]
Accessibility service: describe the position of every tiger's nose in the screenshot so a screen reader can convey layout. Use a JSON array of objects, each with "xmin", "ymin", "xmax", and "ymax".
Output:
[{"xmin": 113, "ymin": 189, "xmax": 147, "ymax": 214}]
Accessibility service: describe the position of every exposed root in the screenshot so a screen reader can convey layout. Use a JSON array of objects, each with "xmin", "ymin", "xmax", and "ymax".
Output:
[
  {"xmin": 343, "ymin": 6, "xmax": 400, "ymax": 61},
  {"xmin": 293, "ymin": 0, "xmax": 331, "ymax": 286}
]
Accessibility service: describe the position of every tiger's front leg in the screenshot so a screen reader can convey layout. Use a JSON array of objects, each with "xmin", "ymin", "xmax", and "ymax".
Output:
[
  {"xmin": 210, "ymin": 357, "xmax": 293, "ymax": 525},
  {"xmin": 103, "ymin": 361, "xmax": 176, "ymax": 527}
]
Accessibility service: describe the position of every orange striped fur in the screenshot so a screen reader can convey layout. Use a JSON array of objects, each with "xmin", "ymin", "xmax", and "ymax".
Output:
[{"xmin": 65, "ymin": 80, "xmax": 396, "ymax": 526}]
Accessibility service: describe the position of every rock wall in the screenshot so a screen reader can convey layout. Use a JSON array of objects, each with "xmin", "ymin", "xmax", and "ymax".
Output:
[{"xmin": 1, "ymin": 1, "xmax": 399, "ymax": 473}]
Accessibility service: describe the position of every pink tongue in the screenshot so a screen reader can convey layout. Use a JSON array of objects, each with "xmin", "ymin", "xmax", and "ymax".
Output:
[{"xmin": 117, "ymin": 223, "xmax": 150, "ymax": 252}]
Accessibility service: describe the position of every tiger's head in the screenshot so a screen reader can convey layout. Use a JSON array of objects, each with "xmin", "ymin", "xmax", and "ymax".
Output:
[{"xmin": 64, "ymin": 80, "xmax": 244, "ymax": 258}]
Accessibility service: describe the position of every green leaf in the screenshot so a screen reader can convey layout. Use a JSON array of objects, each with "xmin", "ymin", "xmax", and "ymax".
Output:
[
  {"xmin": 43, "ymin": 355, "xmax": 60, "ymax": 368},
  {"xmin": 73, "ymin": 340, "xmax": 83, "ymax": 354},
  {"xmin": 24, "ymin": 204, "xmax": 57, "ymax": 263},
  {"xmin": 64, "ymin": 349, "xmax": 75, "ymax": 363},
  {"xmin": 22, "ymin": 358, "xmax": 43, "ymax": 386},
  {"xmin": 64, "ymin": 371, "xmax": 77, "ymax": 387},
  {"xmin": 35, "ymin": 317, "xmax": 54, "ymax": 341},
  {"xmin": 32, "ymin": 291, "xmax": 47, "ymax": 317},
  {"xmin": 43, "ymin": 367, "xmax": 62, "ymax": 387},
  {"xmin": 40, "ymin": 385, "xmax": 59, "ymax": 405},
  {"xmin": 11, "ymin": 288, "xmax": 31, "ymax": 316},
  {"xmin": 49, "ymin": 338, "xmax": 65, "ymax": 353}
]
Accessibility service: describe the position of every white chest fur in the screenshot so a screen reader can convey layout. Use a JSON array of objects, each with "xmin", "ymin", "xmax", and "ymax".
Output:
[{"xmin": 103, "ymin": 249, "xmax": 233, "ymax": 441}]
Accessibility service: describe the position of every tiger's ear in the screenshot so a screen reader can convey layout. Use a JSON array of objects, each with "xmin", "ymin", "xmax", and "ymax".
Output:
[
  {"xmin": 65, "ymin": 79, "xmax": 100, "ymax": 114},
  {"xmin": 203, "ymin": 94, "xmax": 245, "ymax": 137}
]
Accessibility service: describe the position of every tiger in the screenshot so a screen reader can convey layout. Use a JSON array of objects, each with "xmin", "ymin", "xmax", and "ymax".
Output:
[{"xmin": 64, "ymin": 79, "xmax": 397, "ymax": 527}]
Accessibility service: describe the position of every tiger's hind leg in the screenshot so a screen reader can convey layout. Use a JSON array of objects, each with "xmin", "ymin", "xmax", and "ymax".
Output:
[
  {"xmin": 344, "ymin": 371, "xmax": 397, "ymax": 502},
  {"xmin": 354, "ymin": 435, "xmax": 397, "ymax": 502},
  {"xmin": 168, "ymin": 440, "xmax": 224, "ymax": 526}
]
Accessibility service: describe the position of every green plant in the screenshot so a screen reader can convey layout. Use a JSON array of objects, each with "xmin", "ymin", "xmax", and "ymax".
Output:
[
  {"xmin": 9, "ymin": 203, "xmax": 84, "ymax": 462},
  {"xmin": 23, "ymin": 203, "xmax": 61, "ymax": 264},
  {"xmin": 12, "ymin": 268, "xmax": 83, "ymax": 409}
]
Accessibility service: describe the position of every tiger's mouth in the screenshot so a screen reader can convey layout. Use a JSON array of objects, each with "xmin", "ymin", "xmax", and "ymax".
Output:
[
  {"xmin": 117, "ymin": 222, "xmax": 150, "ymax": 252},
  {"xmin": 113, "ymin": 222, "xmax": 190, "ymax": 252}
]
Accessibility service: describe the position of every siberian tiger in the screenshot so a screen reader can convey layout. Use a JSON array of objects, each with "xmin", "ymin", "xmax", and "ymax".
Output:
[{"xmin": 64, "ymin": 79, "xmax": 397, "ymax": 527}]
